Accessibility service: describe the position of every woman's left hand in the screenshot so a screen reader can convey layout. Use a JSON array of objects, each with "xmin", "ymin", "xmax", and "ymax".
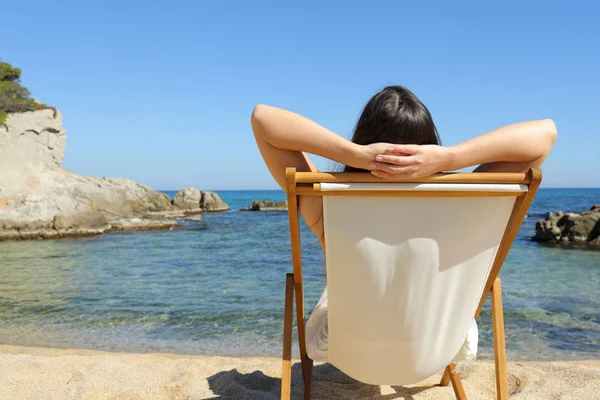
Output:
[{"xmin": 369, "ymin": 144, "xmax": 452, "ymax": 179}]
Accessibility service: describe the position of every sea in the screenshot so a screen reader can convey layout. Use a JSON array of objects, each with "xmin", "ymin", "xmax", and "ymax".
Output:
[{"xmin": 0, "ymin": 189, "xmax": 598, "ymax": 361}]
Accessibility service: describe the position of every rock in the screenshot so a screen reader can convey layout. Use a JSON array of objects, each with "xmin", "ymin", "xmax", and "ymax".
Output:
[
  {"xmin": 53, "ymin": 212, "xmax": 109, "ymax": 230},
  {"xmin": 1, "ymin": 109, "xmax": 66, "ymax": 168},
  {"xmin": 200, "ymin": 191, "xmax": 229, "ymax": 212},
  {"xmin": 0, "ymin": 169, "xmax": 177, "ymax": 221},
  {"xmin": 146, "ymin": 209, "xmax": 202, "ymax": 222},
  {"xmin": 183, "ymin": 208, "xmax": 203, "ymax": 215},
  {"xmin": 172, "ymin": 188, "xmax": 202, "ymax": 210},
  {"xmin": 183, "ymin": 214, "xmax": 203, "ymax": 222},
  {"xmin": 145, "ymin": 210, "xmax": 187, "ymax": 219},
  {"xmin": 110, "ymin": 218, "xmax": 178, "ymax": 231},
  {"xmin": 171, "ymin": 188, "xmax": 228, "ymax": 213},
  {"xmin": 0, "ymin": 109, "xmax": 180, "ymax": 241},
  {"xmin": 0, "ymin": 212, "xmax": 112, "ymax": 241},
  {"xmin": 533, "ymin": 205, "xmax": 600, "ymax": 247},
  {"xmin": 240, "ymin": 200, "xmax": 288, "ymax": 211}
]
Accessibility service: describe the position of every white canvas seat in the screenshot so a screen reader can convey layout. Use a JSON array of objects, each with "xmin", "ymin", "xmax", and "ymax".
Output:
[{"xmin": 280, "ymin": 169, "xmax": 541, "ymax": 400}]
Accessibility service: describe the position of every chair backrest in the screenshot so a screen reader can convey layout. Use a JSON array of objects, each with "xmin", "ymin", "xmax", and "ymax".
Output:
[{"xmin": 286, "ymin": 169, "xmax": 541, "ymax": 386}]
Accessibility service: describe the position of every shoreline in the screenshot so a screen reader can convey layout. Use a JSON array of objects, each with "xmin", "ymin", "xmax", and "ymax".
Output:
[
  {"xmin": 1, "ymin": 344, "xmax": 599, "ymax": 399},
  {"xmin": 2, "ymin": 342, "xmax": 600, "ymax": 364}
]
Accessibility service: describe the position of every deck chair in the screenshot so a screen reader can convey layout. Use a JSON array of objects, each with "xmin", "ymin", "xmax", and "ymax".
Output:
[{"xmin": 280, "ymin": 167, "xmax": 542, "ymax": 400}]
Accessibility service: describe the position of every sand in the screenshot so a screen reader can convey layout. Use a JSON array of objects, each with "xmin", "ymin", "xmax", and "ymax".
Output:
[{"xmin": 0, "ymin": 345, "xmax": 598, "ymax": 399}]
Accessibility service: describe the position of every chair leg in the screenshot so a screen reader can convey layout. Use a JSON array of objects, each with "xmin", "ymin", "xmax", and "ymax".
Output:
[
  {"xmin": 491, "ymin": 278, "xmax": 509, "ymax": 400},
  {"xmin": 296, "ymin": 293, "xmax": 310, "ymax": 385},
  {"xmin": 439, "ymin": 365, "xmax": 452, "ymax": 386},
  {"xmin": 446, "ymin": 364, "xmax": 467, "ymax": 400},
  {"xmin": 281, "ymin": 274, "xmax": 294, "ymax": 400},
  {"xmin": 303, "ymin": 358, "xmax": 313, "ymax": 400}
]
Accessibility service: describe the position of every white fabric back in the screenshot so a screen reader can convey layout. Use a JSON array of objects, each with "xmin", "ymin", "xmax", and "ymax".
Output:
[{"xmin": 321, "ymin": 183, "xmax": 523, "ymax": 385}]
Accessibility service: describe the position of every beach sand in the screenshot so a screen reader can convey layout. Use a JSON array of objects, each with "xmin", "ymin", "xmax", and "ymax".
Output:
[{"xmin": 0, "ymin": 345, "xmax": 598, "ymax": 399}]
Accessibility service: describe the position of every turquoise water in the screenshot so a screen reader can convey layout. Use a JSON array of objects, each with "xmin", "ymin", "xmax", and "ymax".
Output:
[{"xmin": 0, "ymin": 189, "xmax": 598, "ymax": 360}]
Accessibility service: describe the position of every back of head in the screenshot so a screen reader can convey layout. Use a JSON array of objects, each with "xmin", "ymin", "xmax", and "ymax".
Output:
[{"xmin": 345, "ymin": 86, "xmax": 440, "ymax": 172}]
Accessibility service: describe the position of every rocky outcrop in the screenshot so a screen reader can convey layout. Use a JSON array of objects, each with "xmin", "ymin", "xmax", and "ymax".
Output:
[
  {"xmin": 240, "ymin": 200, "xmax": 288, "ymax": 211},
  {"xmin": 1, "ymin": 109, "xmax": 66, "ymax": 168},
  {"xmin": 171, "ymin": 189, "xmax": 229, "ymax": 212},
  {"xmin": 0, "ymin": 166, "xmax": 180, "ymax": 239},
  {"xmin": 533, "ymin": 205, "xmax": 600, "ymax": 247},
  {"xmin": 200, "ymin": 191, "xmax": 229, "ymax": 212},
  {"xmin": 0, "ymin": 211, "xmax": 179, "ymax": 240},
  {"xmin": 173, "ymin": 188, "xmax": 202, "ymax": 210},
  {"xmin": 0, "ymin": 109, "xmax": 211, "ymax": 241}
]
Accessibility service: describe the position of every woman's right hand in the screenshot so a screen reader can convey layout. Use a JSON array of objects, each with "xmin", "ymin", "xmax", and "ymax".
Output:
[
  {"xmin": 361, "ymin": 143, "xmax": 452, "ymax": 179},
  {"xmin": 357, "ymin": 143, "xmax": 397, "ymax": 170},
  {"xmin": 368, "ymin": 144, "xmax": 452, "ymax": 179}
]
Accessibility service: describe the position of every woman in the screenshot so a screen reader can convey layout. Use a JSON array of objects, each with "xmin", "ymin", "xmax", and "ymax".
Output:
[{"xmin": 251, "ymin": 85, "xmax": 557, "ymax": 361}]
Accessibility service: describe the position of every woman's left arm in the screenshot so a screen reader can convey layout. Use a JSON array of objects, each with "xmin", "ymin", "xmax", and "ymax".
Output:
[{"xmin": 369, "ymin": 119, "xmax": 558, "ymax": 178}]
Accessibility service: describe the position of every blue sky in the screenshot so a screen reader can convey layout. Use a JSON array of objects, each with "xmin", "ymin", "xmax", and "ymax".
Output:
[{"xmin": 3, "ymin": 1, "xmax": 598, "ymax": 189}]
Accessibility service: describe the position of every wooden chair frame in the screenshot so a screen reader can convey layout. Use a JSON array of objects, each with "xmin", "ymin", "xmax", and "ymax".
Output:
[{"xmin": 280, "ymin": 168, "xmax": 542, "ymax": 400}]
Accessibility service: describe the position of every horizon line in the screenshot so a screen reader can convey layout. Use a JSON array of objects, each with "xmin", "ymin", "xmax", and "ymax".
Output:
[{"xmin": 157, "ymin": 186, "xmax": 600, "ymax": 191}]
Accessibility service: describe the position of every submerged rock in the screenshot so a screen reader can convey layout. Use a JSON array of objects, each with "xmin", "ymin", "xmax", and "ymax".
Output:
[
  {"xmin": 182, "ymin": 214, "xmax": 203, "ymax": 222},
  {"xmin": 145, "ymin": 210, "xmax": 187, "ymax": 219},
  {"xmin": 110, "ymin": 218, "xmax": 178, "ymax": 231},
  {"xmin": 533, "ymin": 205, "xmax": 600, "ymax": 247},
  {"xmin": 240, "ymin": 200, "xmax": 288, "ymax": 211}
]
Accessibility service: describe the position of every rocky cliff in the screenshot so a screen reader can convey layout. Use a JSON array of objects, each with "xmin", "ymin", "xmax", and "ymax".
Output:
[
  {"xmin": 0, "ymin": 109, "xmax": 227, "ymax": 240},
  {"xmin": 1, "ymin": 108, "xmax": 66, "ymax": 169}
]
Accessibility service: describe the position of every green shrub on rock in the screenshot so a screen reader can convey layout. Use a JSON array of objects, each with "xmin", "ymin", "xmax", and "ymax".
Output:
[{"xmin": 0, "ymin": 59, "xmax": 55, "ymax": 129}]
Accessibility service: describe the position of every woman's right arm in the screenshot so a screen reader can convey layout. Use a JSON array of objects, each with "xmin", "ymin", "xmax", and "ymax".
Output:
[
  {"xmin": 251, "ymin": 104, "xmax": 377, "ymax": 188},
  {"xmin": 251, "ymin": 104, "xmax": 386, "ymax": 246}
]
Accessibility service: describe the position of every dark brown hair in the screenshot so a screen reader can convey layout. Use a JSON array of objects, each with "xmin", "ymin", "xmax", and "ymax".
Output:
[{"xmin": 345, "ymin": 86, "xmax": 440, "ymax": 172}]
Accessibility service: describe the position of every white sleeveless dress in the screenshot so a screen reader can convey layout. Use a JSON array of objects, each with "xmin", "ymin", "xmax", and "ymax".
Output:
[{"xmin": 306, "ymin": 287, "xmax": 479, "ymax": 362}]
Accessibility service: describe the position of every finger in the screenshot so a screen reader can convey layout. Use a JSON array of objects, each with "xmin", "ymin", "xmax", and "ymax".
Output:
[
  {"xmin": 383, "ymin": 144, "xmax": 419, "ymax": 155},
  {"xmin": 373, "ymin": 154, "xmax": 415, "ymax": 166},
  {"xmin": 371, "ymin": 169, "xmax": 415, "ymax": 180},
  {"xmin": 369, "ymin": 162, "xmax": 412, "ymax": 175},
  {"xmin": 372, "ymin": 163, "xmax": 416, "ymax": 175},
  {"xmin": 370, "ymin": 170, "xmax": 396, "ymax": 179},
  {"xmin": 372, "ymin": 169, "xmax": 417, "ymax": 180}
]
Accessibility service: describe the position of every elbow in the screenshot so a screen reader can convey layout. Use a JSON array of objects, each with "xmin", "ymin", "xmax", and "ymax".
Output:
[
  {"xmin": 251, "ymin": 104, "xmax": 277, "ymax": 141},
  {"xmin": 250, "ymin": 104, "xmax": 266, "ymax": 139},
  {"xmin": 543, "ymin": 118, "xmax": 558, "ymax": 144},
  {"xmin": 533, "ymin": 119, "xmax": 557, "ymax": 154},
  {"xmin": 536, "ymin": 119, "xmax": 557, "ymax": 161},
  {"xmin": 546, "ymin": 118, "xmax": 558, "ymax": 139},
  {"xmin": 251, "ymin": 104, "xmax": 269, "ymax": 126}
]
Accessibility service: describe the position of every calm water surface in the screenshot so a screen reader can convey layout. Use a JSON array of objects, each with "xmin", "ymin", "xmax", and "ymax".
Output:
[{"xmin": 0, "ymin": 189, "xmax": 598, "ymax": 360}]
